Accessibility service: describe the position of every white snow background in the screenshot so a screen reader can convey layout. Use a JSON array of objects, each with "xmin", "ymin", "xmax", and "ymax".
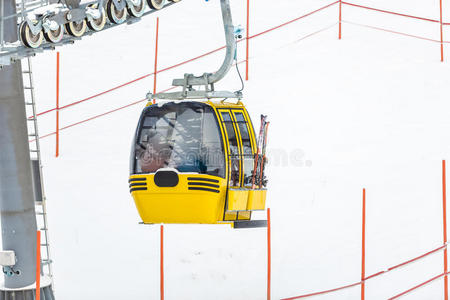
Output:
[{"xmin": 16, "ymin": 0, "xmax": 450, "ymax": 298}]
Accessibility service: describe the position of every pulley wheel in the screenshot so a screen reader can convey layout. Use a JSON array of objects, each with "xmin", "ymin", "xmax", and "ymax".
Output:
[
  {"xmin": 87, "ymin": 6, "xmax": 107, "ymax": 31},
  {"xmin": 20, "ymin": 21, "xmax": 44, "ymax": 48},
  {"xmin": 107, "ymin": 0, "xmax": 127, "ymax": 24},
  {"xmin": 127, "ymin": 0, "xmax": 146, "ymax": 18},
  {"xmin": 44, "ymin": 25, "xmax": 65, "ymax": 43},
  {"xmin": 65, "ymin": 19, "xmax": 87, "ymax": 37},
  {"xmin": 147, "ymin": 0, "xmax": 165, "ymax": 10}
]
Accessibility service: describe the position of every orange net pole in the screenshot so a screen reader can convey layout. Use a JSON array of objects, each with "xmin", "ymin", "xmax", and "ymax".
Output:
[
  {"xmin": 440, "ymin": 0, "xmax": 444, "ymax": 62},
  {"xmin": 443, "ymin": 160, "xmax": 448, "ymax": 300},
  {"xmin": 361, "ymin": 188, "xmax": 366, "ymax": 300},
  {"xmin": 153, "ymin": 17, "xmax": 160, "ymax": 104},
  {"xmin": 55, "ymin": 52, "xmax": 60, "ymax": 157},
  {"xmin": 339, "ymin": 0, "xmax": 342, "ymax": 39},
  {"xmin": 246, "ymin": 0, "xmax": 250, "ymax": 80}
]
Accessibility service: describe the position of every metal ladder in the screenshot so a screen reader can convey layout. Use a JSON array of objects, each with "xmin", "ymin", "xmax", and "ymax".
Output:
[{"xmin": 22, "ymin": 56, "xmax": 54, "ymax": 279}]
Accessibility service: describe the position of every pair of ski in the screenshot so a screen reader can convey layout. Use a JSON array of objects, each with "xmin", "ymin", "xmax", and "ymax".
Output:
[{"xmin": 251, "ymin": 115, "xmax": 269, "ymax": 189}]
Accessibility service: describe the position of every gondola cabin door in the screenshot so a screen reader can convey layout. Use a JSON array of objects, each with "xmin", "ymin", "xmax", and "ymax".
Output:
[{"xmin": 218, "ymin": 109, "xmax": 261, "ymax": 222}]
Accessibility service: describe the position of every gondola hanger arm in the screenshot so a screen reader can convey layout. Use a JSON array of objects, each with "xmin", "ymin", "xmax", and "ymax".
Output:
[
  {"xmin": 153, "ymin": 0, "xmax": 240, "ymax": 100},
  {"xmin": 171, "ymin": 0, "xmax": 236, "ymax": 87}
]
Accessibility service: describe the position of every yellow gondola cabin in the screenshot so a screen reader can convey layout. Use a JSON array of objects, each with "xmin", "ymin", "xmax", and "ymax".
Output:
[{"xmin": 129, "ymin": 100, "xmax": 268, "ymax": 228}]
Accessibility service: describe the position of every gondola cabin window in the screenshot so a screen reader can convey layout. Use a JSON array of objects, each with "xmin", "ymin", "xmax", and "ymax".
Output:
[
  {"xmin": 221, "ymin": 111, "xmax": 241, "ymax": 187},
  {"xmin": 233, "ymin": 112, "xmax": 255, "ymax": 187},
  {"xmin": 132, "ymin": 103, "xmax": 225, "ymax": 177}
]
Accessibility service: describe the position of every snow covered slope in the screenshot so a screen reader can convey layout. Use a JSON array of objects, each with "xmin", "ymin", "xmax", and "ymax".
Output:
[{"xmin": 22, "ymin": 0, "xmax": 450, "ymax": 298}]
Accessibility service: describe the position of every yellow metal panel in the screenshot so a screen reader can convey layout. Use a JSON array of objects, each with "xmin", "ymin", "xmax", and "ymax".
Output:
[
  {"xmin": 224, "ymin": 211, "xmax": 237, "ymax": 221},
  {"xmin": 207, "ymin": 100, "xmax": 246, "ymax": 109},
  {"xmin": 227, "ymin": 188, "xmax": 249, "ymax": 211},
  {"xmin": 237, "ymin": 211, "xmax": 251, "ymax": 220},
  {"xmin": 130, "ymin": 174, "xmax": 227, "ymax": 224},
  {"xmin": 247, "ymin": 189, "xmax": 267, "ymax": 210}
]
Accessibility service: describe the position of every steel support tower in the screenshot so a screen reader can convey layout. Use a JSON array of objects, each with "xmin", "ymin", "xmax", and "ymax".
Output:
[{"xmin": 0, "ymin": 0, "xmax": 54, "ymax": 298}]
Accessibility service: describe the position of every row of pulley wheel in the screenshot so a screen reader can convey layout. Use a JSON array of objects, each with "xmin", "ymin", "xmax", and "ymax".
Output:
[{"xmin": 20, "ymin": 0, "xmax": 180, "ymax": 48}]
